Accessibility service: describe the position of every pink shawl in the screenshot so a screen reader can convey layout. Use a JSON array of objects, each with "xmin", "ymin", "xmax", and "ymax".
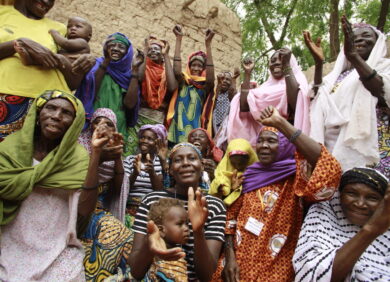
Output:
[{"xmin": 228, "ymin": 54, "xmax": 310, "ymax": 147}]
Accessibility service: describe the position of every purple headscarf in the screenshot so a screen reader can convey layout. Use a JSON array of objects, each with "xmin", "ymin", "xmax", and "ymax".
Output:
[
  {"xmin": 139, "ymin": 124, "xmax": 167, "ymax": 140},
  {"xmin": 76, "ymin": 32, "xmax": 138, "ymax": 127},
  {"xmin": 242, "ymin": 128, "xmax": 296, "ymax": 194}
]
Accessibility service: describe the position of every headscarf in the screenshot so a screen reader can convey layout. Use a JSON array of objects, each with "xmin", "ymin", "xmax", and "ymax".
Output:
[
  {"xmin": 188, "ymin": 128, "xmax": 223, "ymax": 162},
  {"xmin": 209, "ymin": 139, "xmax": 258, "ymax": 205},
  {"xmin": 75, "ymin": 32, "xmax": 139, "ymax": 126},
  {"xmin": 340, "ymin": 167, "xmax": 388, "ymax": 196},
  {"xmin": 310, "ymin": 25, "xmax": 389, "ymax": 171},
  {"xmin": 139, "ymin": 124, "xmax": 167, "ymax": 140},
  {"xmin": 0, "ymin": 90, "xmax": 89, "ymax": 225},
  {"xmin": 242, "ymin": 127, "xmax": 296, "ymax": 194},
  {"xmin": 228, "ymin": 53, "xmax": 310, "ymax": 147}
]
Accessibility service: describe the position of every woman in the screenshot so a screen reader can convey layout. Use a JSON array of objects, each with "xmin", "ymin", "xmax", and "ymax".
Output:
[
  {"xmin": 76, "ymin": 32, "xmax": 143, "ymax": 155},
  {"xmin": 166, "ymin": 25, "xmax": 215, "ymax": 144},
  {"xmin": 218, "ymin": 106, "xmax": 341, "ymax": 281},
  {"xmin": 294, "ymin": 167, "xmax": 390, "ymax": 281},
  {"xmin": 78, "ymin": 108, "xmax": 133, "ymax": 281},
  {"xmin": 228, "ymin": 50, "xmax": 310, "ymax": 147},
  {"xmin": 0, "ymin": 90, "xmax": 105, "ymax": 280},
  {"xmin": 209, "ymin": 138, "xmax": 258, "ymax": 206},
  {"xmin": 124, "ymin": 124, "xmax": 167, "ymax": 228},
  {"xmin": 307, "ymin": 16, "xmax": 390, "ymax": 176},
  {"xmin": 188, "ymin": 127, "xmax": 223, "ymax": 185},
  {"xmin": 129, "ymin": 143, "xmax": 227, "ymax": 281}
]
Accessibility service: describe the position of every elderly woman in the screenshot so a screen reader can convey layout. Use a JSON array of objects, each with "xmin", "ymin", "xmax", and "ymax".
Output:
[
  {"xmin": 216, "ymin": 106, "xmax": 341, "ymax": 281},
  {"xmin": 0, "ymin": 0, "xmax": 92, "ymax": 141},
  {"xmin": 78, "ymin": 108, "xmax": 133, "ymax": 281},
  {"xmin": 228, "ymin": 49, "xmax": 310, "ymax": 147},
  {"xmin": 76, "ymin": 32, "xmax": 143, "ymax": 155},
  {"xmin": 0, "ymin": 90, "xmax": 106, "ymax": 280},
  {"xmin": 294, "ymin": 167, "xmax": 390, "ymax": 281},
  {"xmin": 166, "ymin": 25, "xmax": 215, "ymax": 144},
  {"xmin": 129, "ymin": 143, "xmax": 226, "ymax": 281},
  {"xmin": 307, "ymin": 16, "xmax": 390, "ymax": 177}
]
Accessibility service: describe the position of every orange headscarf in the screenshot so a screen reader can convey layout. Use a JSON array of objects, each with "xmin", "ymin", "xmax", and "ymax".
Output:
[{"xmin": 141, "ymin": 57, "xmax": 167, "ymax": 109}]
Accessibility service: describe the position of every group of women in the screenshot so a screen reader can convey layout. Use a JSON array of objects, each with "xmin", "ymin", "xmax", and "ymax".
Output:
[{"xmin": 0, "ymin": 0, "xmax": 389, "ymax": 281}]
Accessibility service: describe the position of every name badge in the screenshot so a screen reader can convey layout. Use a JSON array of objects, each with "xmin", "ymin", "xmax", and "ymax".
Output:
[{"xmin": 244, "ymin": 216, "xmax": 264, "ymax": 236}]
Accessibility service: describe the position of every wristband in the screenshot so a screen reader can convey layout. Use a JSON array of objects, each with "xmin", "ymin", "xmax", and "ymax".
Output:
[
  {"xmin": 359, "ymin": 69, "xmax": 377, "ymax": 82},
  {"xmin": 283, "ymin": 67, "xmax": 292, "ymax": 74},
  {"xmin": 289, "ymin": 129, "xmax": 302, "ymax": 143}
]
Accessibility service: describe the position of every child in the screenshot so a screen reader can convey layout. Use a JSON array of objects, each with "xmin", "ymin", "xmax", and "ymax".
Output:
[
  {"xmin": 147, "ymin": 198, "xmax": 189, "ymax": 281},
  {"xmin": 209, "ymin": 138, "xmax": 258, "ymax": 206}
]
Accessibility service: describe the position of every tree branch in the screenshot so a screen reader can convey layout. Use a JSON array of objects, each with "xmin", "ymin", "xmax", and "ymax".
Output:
[{"xmin": 377, "ymin": 0, "xmax": 389, "ymax": 32}]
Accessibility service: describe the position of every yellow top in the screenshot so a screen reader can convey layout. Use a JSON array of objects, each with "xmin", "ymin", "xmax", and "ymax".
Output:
[{"xmin": 0, "ymin": 6, "xmax": 70, "ymax": 98}]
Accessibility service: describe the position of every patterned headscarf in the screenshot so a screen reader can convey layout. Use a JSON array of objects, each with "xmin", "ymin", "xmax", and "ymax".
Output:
[
  {"xmin": 340, "ymin": 167, "xmax": 388, "ymax": 196},
  {"xmin": 139, "ymin": 124, "xmax": 167, "ymax": 140},
  {"xmin": 37, "ymin": 89, "xmax": 78, "ymax": 112},
  {"xmin": 107, "ymin": 33, "xmax": 130, "ymax": 47}
]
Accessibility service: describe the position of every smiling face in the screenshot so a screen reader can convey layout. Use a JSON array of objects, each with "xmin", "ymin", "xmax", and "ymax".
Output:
[
  {"xmin": 220, "ymin": 73, "xmax": 233, "ymax": 93},
  {"xmin": 341, "ymin": 183, "xmax": 382, "ymax": 226},
  {"xmin": 22, "ymin": 0, "xmax": 55, "ymax": 19},
  {"xmin": 169, "ymin": 146, "xmax": 203, "ymax": 188},
  {"xmin": 138, "ymin": 129, "xmax": 157, "ymax": 155},
  {"xmin": 229, "ymin": 154, "xmax": 250, "ymax": 172},
  {"xmin": 147, "ymin": 43, "xmax": 163, "ymax": 63},
  {"xmin": 91, "ymin": 116, "xmax": 115, "ymax": 132},
  {"xmin": 38, "ymin": 98, "xmax": 75, "ymax": 141},
  {"xmin": 67, "ymin": 17, "xmax": 92, "ymax": 41},
  {"xmin": 188, "ymin": 129, "xmax": 209, "ymax": 155},
  {"xmin": 161, "ymin": 206, "xmax": 190, "ymax": 246},
  {"xmin": 189, "ymin": 59, "xmax": 205, "ymax": 76},
  {"xmin": 352, "ymin": 27, "xmax": 377, "ymax": 61},
  {"xmin": 106, "ymin": 40, "xmax": 128, "ymax": 61},
  {"xmin": 256, "ymin": 131, "xmax": 279, "ymax": 165},
  {"xmin": 269, "ymin": 51, "xmax": 283, "ymax": 80}
]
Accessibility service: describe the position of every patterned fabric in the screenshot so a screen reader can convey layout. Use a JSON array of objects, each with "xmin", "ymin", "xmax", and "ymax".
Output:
[
  {"xmin": 212, "ymin": 91, "xmax": 230, "ymax": 133},
  {"xmin": 36, "ymin": 89, "xmax": 79, "ymax": 111},
  {"xmin": 126, "ymin": 113, "xmax": 158, "ymax": 155},
  {"xmin": 375, "ymin": 107, "xmax": 390, "ymax": 178},
  {"xmin": 293, "ymin": 192, "xmax": 390, "ymax": 281},
  {"xmin": 146, "ymin": 258, "xmax": 188, "ymax": 282},
  {"xmin": 139, "ymin": 124, "xmax": 167, "ymax": 140},
  {"xmin": 0, "ymin": 94, "xmax": 32, "ymax": 141},
  {"xmin": 212, "ymin": 146, "xmax": 341, "ymax": 281},
  {"xmin": 142, "ymin": 58, "xmax": 167, "ymax": 110}
]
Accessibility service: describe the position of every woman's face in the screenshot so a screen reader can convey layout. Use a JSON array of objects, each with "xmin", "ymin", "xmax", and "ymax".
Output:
[
  {"xmin": 220, "ymin": 73, "xmax": 233, "ymax": 93},
  {"xmin": 24, "ymin": 0, "xmax": 55, "ymax": 19},
  {"xmin": 106, "ymin": 41, "xmax": 128, "ymax": 61},
  {"xmin": 189, "ymin": 59, "xmax": 204, "ymax": 76},
  {"xmin": 188, "ymin": 130, "xmax": 209, "ymax": 154},
  {"xmin": 341, "ymin": 183, "xmax": 382, "ymax": 226},
  {"xmin": 352, "ymin": 27, "xmax": 377, "ymax": 61},
  {"xmin": 139, "ymin": 129, "xmax": 157, "ymax": 154},
  {"xmin": 169, "ymin": 146, "xmax": 203, "ymax": 188},
  {"xmin": 229, "ymin": 154, "xmax": 250, "ymax": 172},
  {"xmin": 269, "ymin": 51, "xmax": 283, "ymax": 80},
  {"xmin": 147, "ymin": 44, "xmax": 163, "ymax": 63},
  {"xmin": 256, "ymin": 131, "xmax": 279, "ymax": 165},
  {"xmin": 38, "ymin": 98, "xmax": 75, "ymax": 140},
  {"xmin": 91, "ymin": 116, "xmax": 115, "ymax": 132}
]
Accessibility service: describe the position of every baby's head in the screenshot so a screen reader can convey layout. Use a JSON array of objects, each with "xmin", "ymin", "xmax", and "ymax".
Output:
[
  {"xmin": 148, "ymin": 198, "xmax": 190, "ymax": 247},
  {"xmin": 229, "ymin": 151, "xmax": 250, "ymax": 172},
  {"xmin": 66, "ymin": 16, "xmax": 92, "ymax": 42}
]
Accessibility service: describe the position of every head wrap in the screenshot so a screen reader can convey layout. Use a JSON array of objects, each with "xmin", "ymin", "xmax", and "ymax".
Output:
[
  {"xmin": 184, "ymin": 51, "xmax": 207, "ymax": 82},
  {"xmin": 242, "ymin": 127, "xmax": 296, "ymax": 194},
  {"xmin": 340, "ymin": 167, "xmax": 388, "ymax": 196},
  {"xmin": 139, "ymin": 124, "xmax": 167, "ymax": 140},
  {"xmin": 188, "ymin": 128, "xmax": 223, "ymax": 162},
  {"xmin": 107, "ymin": 33, "xmax": 130, "ymax": 47},
  {"xmin": 0, "ymin": 90, "xmax": 89, "ymax": 225},
  {"xmin": 209, "ymin": 139, "xmax": 258, "ymax": 205}
]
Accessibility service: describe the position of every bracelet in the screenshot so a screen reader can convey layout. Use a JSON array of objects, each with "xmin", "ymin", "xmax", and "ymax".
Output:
[
  {"xmin": 173, "ymin": 57, "xmax": 181, "ymax": 61},
  {"xmin": 206, "ymin": 64, "xmax": 214, "ymax": 67},
  {"xmin": 359, "ymin": 69, "xmax": 377, "ymax": 82},
  {"xmin": 312, "ymin": 83, "xmax": 323, "ymax": 88},
  {"xmin": 283, "ymin": 67, "xmax": 292, "ymax": 74},
  {"xmin": 284, "ymin": 74, "xmax": 291, "ymax": 78},
  {"xmin": 289, "ymin": 129, "xmax": 302, "ymax": 143},
  {"xmin": 82, "ymin": 185, "xmax": 99, "ymax": 190},
  {"xmin": 225, "ymin": 240, "xmax": 234, "ymax": 249}
]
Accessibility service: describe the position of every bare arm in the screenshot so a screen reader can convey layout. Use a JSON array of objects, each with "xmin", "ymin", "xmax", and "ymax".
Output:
[
  {"xmin": 259, "ymin": 106, "xmax": 322, "ymax": 167},
  {"xmin": 222, "ymin": 234, "xmax": 240, "ymax": 282},
  {"xmin": 163, "ymin": 41, "xmax": 178, "ymax": 94},
  {"xmin": 172, "ymin": 25, "xmax": 184, "ymax": 85},
  {"xmin": 204, "ymin": 29, "xmax": 215, "ymax": 94},
  {"xmin": 49, "ymin": 29, "xmax": 89, "ymax": 53},
  {"xmin": 124, "ymin": 50, "xmax": 144, "ymax": 109},
  {"xmin": 112, "ymin": 157, "xmax": 124, "ymax": 197},
  {"xmin": 137, "ymin": 38, "xmax": 149, "ymax": 82},
  {"xmin": 240, "ymin": 58, "xmax": 255, "ymax": 112},
  {"xmin": 0, "ymin": 41, "xmax": 16, "ymax": 60},
  {"xmin": 228, "ymin": 67, "xmax": 240, "ymax": 101},
  {"xmin": 303, "ymin": 31, "xmax": 324, "ymax": 96},
  {"xmin": 279, "ymin": 48, "xmax": 299, "ymax": 112},
  {"xmin": 144, "ymin": 154, "xmax": 163, "ymax": 191}
]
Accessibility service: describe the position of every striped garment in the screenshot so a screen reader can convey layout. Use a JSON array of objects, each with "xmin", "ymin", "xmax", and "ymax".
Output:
[
  {"xmin": 293, "ymin": 192, "xmax": 390, "ymax": 281},
  {"xmin": 133, "ymin": 190, "xmax": 226, "ymax": 281},
  {"xmin": 123, "ymin": 154, "xmax": 162, "ymax": 200}
]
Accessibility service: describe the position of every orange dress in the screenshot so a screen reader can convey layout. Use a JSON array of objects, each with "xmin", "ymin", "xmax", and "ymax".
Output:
[{"xmin": 212, "ymin": 146, "xmax": 341, "ymax": 281}]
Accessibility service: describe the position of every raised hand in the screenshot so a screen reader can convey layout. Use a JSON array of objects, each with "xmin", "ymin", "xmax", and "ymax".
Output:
[
  {"xmin": 217, "ymin": 72, "xmax": 225, "ymax": 85},
  {"xmin": 91, "ymin": 123, "xmax": 110, "ymax": 150},
  {"xmin": 147, "ymin": 221, "xmax": 186, "ymax": 260},
  {"xmin": 341, "ymin": 15, "xmax": 357, "ymax": 61},
  {"xmin": 278, "ymin": 47, "xmax": 292, "ymax": 67},
  {"xmin": 242, "ymin": 57, "xmax": 255, "ymax": 74},
  {"xmin": 233, "ymin": 67, "xmax": 240, "ymax": 79},
  {"xmin": 188, "ymin": 187, "xmax": 208, "ymax": 232},
  {"xmin": 156, "ymin": 139, "xmax": 168, "ymax": 160},
  {"xmin": 363, "ymin": 187, "xmax": 390, "ymax": 236},
  {"xmin": 202, "ymin": 159, "xmax": 216, "ymax": 179},
  {"xmin": 161, "ymin": 40, "xmax": 170, "ymax": 55},
  {"xmin": 258, "ymin": 105, "xmax": 282, "ymax": 127},
  {"xmin": 144, "ymin": 153, "xmax": 155, "ymax": 175},
  {"xmin": 133, "ymin": 154, "xmax": 142, "ymax": 175},
  {"xmin": 231, "ymin": 169, "xmax": 244, "ymax": 191},
  {"xmin": 205, "ymin": 28, "xmax": 215, "ymax": 45},
  {"xmin": 173, "ymin": 25, "xmax": 184, "ymax": 38},
  {"xmin": 303, "ymin": 30, "xmax": 324, "ymax": 64},
  {"xmin": 132, "ymin": 49, "xmax": 145, "ymax": 70}
]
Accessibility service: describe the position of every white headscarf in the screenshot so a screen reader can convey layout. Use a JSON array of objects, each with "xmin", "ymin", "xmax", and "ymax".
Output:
[{"xmin": 310, "ymin": 26, "xmax": 390, "ymax": 171}]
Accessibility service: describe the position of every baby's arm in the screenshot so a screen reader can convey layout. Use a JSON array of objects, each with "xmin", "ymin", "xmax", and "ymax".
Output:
[{"xmin": 49, "ymin": 29, "xmax": 90, "ymax": 53}]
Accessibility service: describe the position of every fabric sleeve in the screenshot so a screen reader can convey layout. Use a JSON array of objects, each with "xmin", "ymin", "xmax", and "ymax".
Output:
[
  {"xmin": 293, "ymin": 145, "xmax": 341, "ymax": 203},
  {"xmin": 293, "ymin": 203, "xmax": 337, "ymax": 282},
  {"xmin": 123, "ymin": 155, "xmax": 135, "ymax": 175},
  {"xmin": 224, "ymin": 194, "xmax": 244, "ymax": 235},
  {"xmin": 204, "ymin": 196, "xmax": 226, "ymax": 242},
  {"xmin": 132, "ymin": 196, "xmax": 150, "ymax": 235}
]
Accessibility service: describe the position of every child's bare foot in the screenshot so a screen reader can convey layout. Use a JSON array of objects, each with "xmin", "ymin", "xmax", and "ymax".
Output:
[{"xmin": 14, "ymin": 40, "xmax": 34, "ymax": 65}]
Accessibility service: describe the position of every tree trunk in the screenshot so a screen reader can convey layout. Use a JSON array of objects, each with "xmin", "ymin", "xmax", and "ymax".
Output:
[
  {"xmin": 329, "ymin": 0, "xmax": 340, "ymax": 61},
  {"xmin": 377, "ymin": 0, "xmax": 390, "ymax": 32}
]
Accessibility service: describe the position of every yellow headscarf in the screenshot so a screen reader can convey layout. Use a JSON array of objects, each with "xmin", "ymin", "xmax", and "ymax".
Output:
[{"xmin": 209, "ymin": 138, "xmax": 258, "ymax": 206}]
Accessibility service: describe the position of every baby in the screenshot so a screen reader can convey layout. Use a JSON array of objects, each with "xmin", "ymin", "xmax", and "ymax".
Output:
[{"xmin": 148, "ymin": 198, "xmax": 189, "ymax": 281}]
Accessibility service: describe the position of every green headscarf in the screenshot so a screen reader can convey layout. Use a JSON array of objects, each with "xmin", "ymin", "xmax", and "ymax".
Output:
[{"xmin": 0, "ymin": 90, "xmax": 89, "ymax": 226}]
